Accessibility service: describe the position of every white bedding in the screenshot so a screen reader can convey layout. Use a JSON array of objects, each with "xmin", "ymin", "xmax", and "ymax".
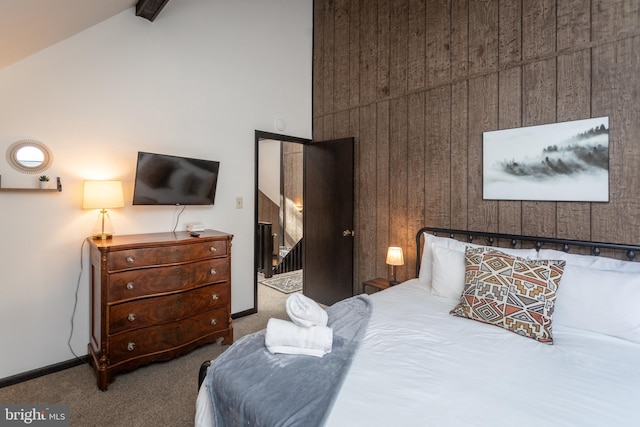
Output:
[{"xmin": 197, "ymin": 278, "xmax": 640, "ymax": 427}]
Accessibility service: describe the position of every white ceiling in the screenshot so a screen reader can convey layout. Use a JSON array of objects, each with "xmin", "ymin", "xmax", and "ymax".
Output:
[{"xmin": 0, "ymin": 0, "xmax": 137, "ymax": 70}]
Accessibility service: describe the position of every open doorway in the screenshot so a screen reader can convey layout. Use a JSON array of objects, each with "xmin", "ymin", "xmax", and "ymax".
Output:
[{"xmin": 254, "ymin": 131, "xmax": 311, "ymax": 312}]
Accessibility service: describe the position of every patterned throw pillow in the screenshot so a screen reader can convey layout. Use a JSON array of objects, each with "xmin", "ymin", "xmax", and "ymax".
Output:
[{"xmin": 450, "ymin": 247, "xmax": 566, "ymax": 344}]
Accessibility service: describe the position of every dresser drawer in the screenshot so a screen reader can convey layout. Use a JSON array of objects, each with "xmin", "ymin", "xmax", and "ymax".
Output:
[
  {"xmin": 109, "ymin": 283, "xmax": 230, "ymax": 335},
  {"xmin": 108, "ymin": 307, "xmax": 230, "ymax": 364},
  {"xmin": 108, "ymin": 240, "xmax": 228, "ymax": 271},
  {"xmin": 108, "ymin": 257, "xmax": 230, "ymax": 303}
]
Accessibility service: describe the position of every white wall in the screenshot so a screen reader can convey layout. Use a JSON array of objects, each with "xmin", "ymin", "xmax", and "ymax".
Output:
[
  {"xmin": 258, "ymin": 139, "xmax": 282, "ymax": 206},
  {"xmin": 0, "ymin": 0, "xmax": 312, "ymax": 379}
]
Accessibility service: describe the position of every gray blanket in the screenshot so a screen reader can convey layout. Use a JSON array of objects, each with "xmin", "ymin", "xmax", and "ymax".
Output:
[{"xmin": 205, "ymin": 294, "xmax": 372, "ymax": 427}]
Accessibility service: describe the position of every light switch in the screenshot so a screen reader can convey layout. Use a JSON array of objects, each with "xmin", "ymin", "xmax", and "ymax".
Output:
[{"xmin": 235, "ymin": 197, "xmax": 243, "ymax": 209}]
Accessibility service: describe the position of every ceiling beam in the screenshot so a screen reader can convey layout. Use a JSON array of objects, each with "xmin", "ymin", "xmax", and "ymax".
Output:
[{"xmin": 135, "ymin": 0, "xmax": 171, "ymax": 22}]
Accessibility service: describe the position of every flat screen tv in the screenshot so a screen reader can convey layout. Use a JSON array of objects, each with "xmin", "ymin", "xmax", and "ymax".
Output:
[{"xmin": 132, "ymin": 152, "xmax": 220, "ymax": 205}]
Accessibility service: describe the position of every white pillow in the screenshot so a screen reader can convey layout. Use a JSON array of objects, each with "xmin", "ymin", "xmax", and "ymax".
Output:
[
  {"xmin": 537, "ymin": 249, "xmax": 640, "ymax": 273},
  {"xmin": 419, "ymin": 232, "xmax": 482, "ymax": 285},
  {"xmin": 431, "ymin": 245, "xmax": 466, "ymax": 299},
  {"xmin": 418, "ymin": 233, "xmax": 443, "ymax": 285},
  {"xmin": 553, "ymin": 264, "xmax": 640, "ymax": 344},
  {"xmin": 425, "ymin": 237, "xmax": 537, "ymax": 298}
]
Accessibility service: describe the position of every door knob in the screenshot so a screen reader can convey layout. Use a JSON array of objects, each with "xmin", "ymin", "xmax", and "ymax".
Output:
[{"xmin": 342, "ymin": 230, "xmax": 355, "ymax": 237}]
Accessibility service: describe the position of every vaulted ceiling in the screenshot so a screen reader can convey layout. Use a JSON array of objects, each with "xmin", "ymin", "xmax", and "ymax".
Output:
[{"xmin": 0, "ymin": 0, "xmax": 171, "ymax": 70}]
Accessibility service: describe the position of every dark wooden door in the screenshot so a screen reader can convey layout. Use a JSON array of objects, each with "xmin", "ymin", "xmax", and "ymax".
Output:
[{"xmin": 303, "ymin": 137, "xmax": 354, "ymax": 305}]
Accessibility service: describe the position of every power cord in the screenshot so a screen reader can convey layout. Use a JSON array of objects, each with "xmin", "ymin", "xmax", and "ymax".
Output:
[
  {"xmin": 68, "ymin": 238, "xmax": 88, "ymax": 362},
  {"xmin": 173, "ymin": 204, "xmax": 186, "ymax": 232},
  {"xmin": 70, "ymin": 206, "xmax": 187, "ymax": 361}
]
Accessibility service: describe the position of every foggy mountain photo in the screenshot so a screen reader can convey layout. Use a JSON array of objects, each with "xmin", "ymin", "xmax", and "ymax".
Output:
[{"xmin": 483, "ymin": 117, "xmax": 610, "ymax": 202}]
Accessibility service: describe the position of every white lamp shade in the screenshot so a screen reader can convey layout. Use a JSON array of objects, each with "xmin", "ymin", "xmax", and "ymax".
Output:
[
  {"xmin": 386, "ymin": 246, "xmax": 404, "ymax": 266},
  {"xmin": 83, "ymin": 180, "xmax": 124, "ymax": 209}
]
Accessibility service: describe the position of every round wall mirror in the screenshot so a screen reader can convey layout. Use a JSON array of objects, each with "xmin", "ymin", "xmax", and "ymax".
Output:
[{"xmin": 7, "ymin": 139, "xmax": 53, "ymax": 174}]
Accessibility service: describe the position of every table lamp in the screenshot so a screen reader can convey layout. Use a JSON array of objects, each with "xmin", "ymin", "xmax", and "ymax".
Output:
[
  {"xmin": 83, "ymin": 180, "xmax": 124, "ymax": 240},
  {"xmin": 386, "ymin": 246, "xmax": 404, "ymax": 285}
]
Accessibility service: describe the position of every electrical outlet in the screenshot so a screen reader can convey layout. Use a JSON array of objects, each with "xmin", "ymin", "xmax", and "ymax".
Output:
[{"xmin": 235, "ymin": 197, "xmax": 243, "ymax": 209}]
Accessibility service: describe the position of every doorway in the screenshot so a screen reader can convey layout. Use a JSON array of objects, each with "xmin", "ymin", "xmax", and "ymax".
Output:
[{"xmin": 254, "ymin": 131, "xmax": 310, "ymax": 313}]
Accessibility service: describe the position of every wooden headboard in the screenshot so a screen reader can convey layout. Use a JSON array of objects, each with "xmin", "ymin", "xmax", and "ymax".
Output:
[{"xmin": 415, "ymin": 227, "xmax": 640, "ymax": 277}]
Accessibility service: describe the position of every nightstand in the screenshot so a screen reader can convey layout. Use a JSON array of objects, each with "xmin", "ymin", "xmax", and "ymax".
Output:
[{"xmin": 363, "ymin": 277, "xmax": 391, "ymax": 294}]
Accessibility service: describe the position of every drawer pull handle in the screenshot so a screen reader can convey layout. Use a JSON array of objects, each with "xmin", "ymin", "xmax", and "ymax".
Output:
[
  {"xmin": 126, "ymin": 282, "xmax": 135, "ymax": 290},
  {"xmin": 128, "ymin": 313, "xmax": 136, "ymax": 322},
  {"xmin": 127, "ymin": 342, "xmax": 136, "ymax": 351},
  {"xmin": 210, "ymin": 268, "xmax": 217, "ymax": 275},
  {"xmin": 212, "ymin": 294, "xmax": 219, "ymax": 301},
  {"xmin": 210, "ymin": 246, "xmax": 217, "ymax": 253},
  {"xmin": 126, "ymin": 256, "xmax": 135, "ymax": 264},
  {"xmin": 210, "ymin": 319, "xmax": 217, "ymax": 326}
]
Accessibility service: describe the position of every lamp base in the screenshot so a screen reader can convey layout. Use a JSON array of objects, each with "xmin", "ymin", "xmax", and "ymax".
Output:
[
  {"xmin": 91, "ymin": 210, "xmax": 115, "ymax": 240},
  {"xmin": 92, "ymin": 233, "xmax": 113, "ymax": 240},
  {"xmin": 389, "ymin": 265, "xmax": 400, "ymax": 286}
]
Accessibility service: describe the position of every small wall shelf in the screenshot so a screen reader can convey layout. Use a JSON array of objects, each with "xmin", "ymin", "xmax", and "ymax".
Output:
[{"xmin": 0, "ymin": 176, "xmax": 62, "ymax": 192}]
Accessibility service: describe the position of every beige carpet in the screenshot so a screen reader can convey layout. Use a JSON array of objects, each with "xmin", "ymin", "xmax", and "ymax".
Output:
[{"xmin": 0, "ymin": 284, "xmax": 290, "ymax": 426}]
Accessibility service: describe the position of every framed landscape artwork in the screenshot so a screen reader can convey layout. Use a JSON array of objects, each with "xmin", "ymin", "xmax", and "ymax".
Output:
[{"xmin": 483, "ymin": 117, "xmax": 609, "ymax": 202}]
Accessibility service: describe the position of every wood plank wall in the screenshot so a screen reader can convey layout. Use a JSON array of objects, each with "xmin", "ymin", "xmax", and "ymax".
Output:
[
  {"xmin": 283, "ymin": 142, "xmax": 304, "ymax": 248},
  {"xmin": 258, "ymin": 190, "xmax": 279, "ymax": 258},
  {"xmin": 258, "ymin": 142, "xmax": 303, "ymax": 251},
  {"xmin": 312, "ymin": 0, "xmax": 640, "ymax": 292}
]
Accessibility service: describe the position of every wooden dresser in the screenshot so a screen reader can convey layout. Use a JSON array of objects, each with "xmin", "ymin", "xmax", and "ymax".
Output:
[{"xmin": 88, "ymin": 229, "xmax": 233, "ymax": 390}]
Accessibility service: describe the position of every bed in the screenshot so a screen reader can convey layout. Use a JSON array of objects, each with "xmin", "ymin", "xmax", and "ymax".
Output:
[{"xmin": 196, "ymin": 227, "xmax": 640, "ymax": 427}]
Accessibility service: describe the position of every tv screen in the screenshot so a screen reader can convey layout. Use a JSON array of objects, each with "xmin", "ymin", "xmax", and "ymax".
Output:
[{"xmin": 132, "ymin": 152, "xmax": 220, "ymax": 205}]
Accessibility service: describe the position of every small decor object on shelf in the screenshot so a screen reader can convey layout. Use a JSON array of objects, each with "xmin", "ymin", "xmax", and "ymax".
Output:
[{"xmin": 38, "ymin": 175, "xmax": 50, "ymax": 189}]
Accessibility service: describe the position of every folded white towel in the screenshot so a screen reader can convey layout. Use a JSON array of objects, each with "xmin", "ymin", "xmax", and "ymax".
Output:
[
  {"xmin": 286, "ymin": 293, "xmax": 328, "ymax": 328},
  {"xmin": 265, "ymin": 318, "xmax": 333, "ymax": 358}
]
